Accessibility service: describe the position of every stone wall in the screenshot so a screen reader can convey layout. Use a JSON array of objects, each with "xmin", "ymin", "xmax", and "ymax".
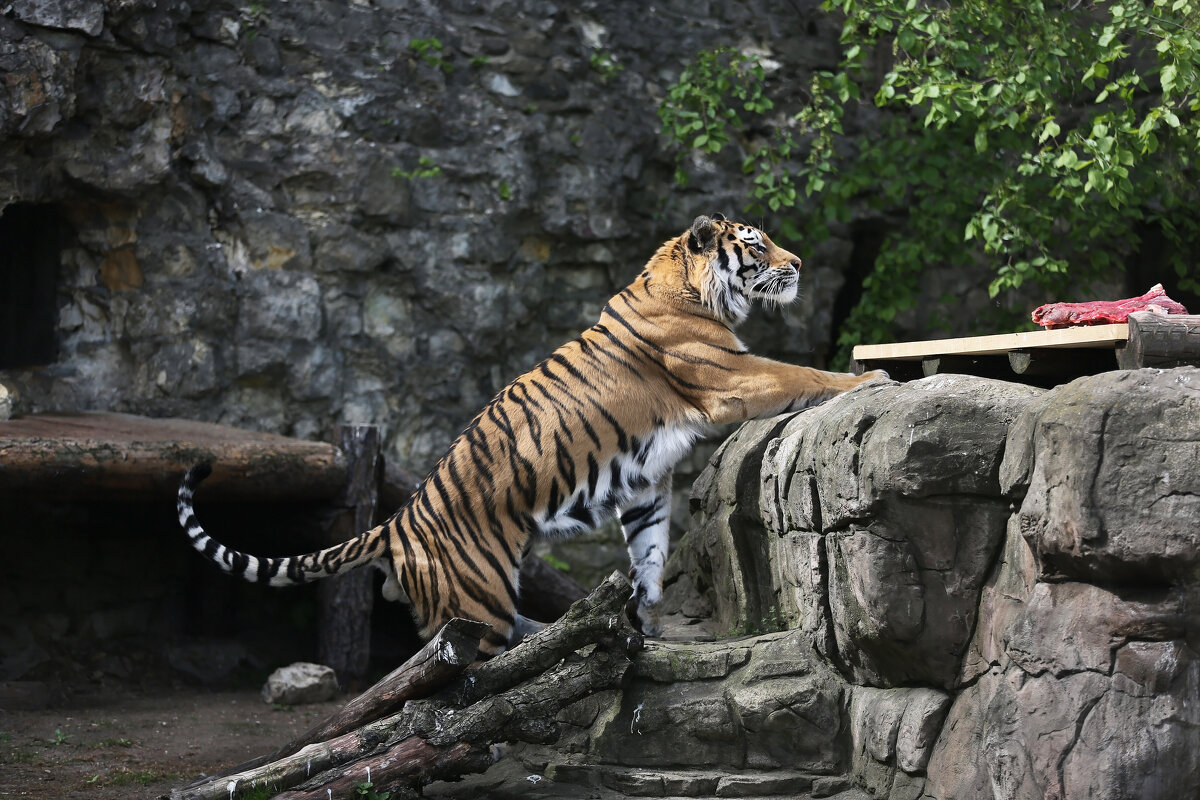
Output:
[
  {"xmin": 454, "ymin": 368, "xmax": 1199, "ymax": 799},
  {"xmin": 0, "ymin": 0, "xmax": 860, "ymax": 481}
]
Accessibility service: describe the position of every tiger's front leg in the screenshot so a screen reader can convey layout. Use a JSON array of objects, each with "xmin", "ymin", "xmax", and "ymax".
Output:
[
  {"xmin": 619, "ymin": 472, "xmax": 673, "ymax": 638},
  {"xmin": 699, "ymin": 360, "xmax": 890, "ymax": 425}
]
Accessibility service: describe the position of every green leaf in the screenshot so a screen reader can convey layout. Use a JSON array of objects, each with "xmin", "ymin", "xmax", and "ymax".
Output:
[
  {"xmin": 974, "ymin": 127, "xmax": 988, "ymax": 153},
  {"xmin": 1161, "ymin": 63, "xmax": 1177, "ymax": 94}
]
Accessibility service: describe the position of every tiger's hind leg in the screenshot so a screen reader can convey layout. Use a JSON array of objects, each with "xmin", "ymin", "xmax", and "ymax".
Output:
[{"xmin": 619, "ymin": 472, "xmax": 672, "ymax": 638}]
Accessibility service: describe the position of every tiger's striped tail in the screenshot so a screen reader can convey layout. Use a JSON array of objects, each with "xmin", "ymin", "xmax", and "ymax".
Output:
[{"xmin": 176, "ymin": 463, "xmax": 387, "ymax": 586}]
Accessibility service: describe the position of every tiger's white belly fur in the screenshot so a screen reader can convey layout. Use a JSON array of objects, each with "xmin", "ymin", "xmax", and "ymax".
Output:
[{"xmin": 535, "ymin": 422, "xmax": 703, "ymax": 539}]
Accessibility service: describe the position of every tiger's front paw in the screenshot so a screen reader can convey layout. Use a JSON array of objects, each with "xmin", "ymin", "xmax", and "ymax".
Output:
[
  {"xmin": 637, "ymin": 601, "xmax": 663, "ymax": 638},
  {"xmin": 627, "ymin": 559, "xmax": 665, "ymax": 637},
  {"xmin": 849, "ymin": 368, "xmax": 894, "ymax": 389},
  {"xmin": 625, "ymin": 592, "xmax": 663, "ymax": 638}
]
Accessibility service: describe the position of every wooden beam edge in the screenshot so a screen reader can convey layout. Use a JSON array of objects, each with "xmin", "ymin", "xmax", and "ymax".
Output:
[{"xmin": 852, "ymin": 323, "xmax": 1129, "ymax": 362}]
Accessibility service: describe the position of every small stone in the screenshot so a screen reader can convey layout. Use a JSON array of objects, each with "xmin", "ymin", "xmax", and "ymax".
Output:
[
  {"xmin": 261, "ymin": 662, "xmax": 339, "ymax": 705},
  {"xmin": 0, "ymin": 384, "xmax": 12, "ymax": 420},
  {"xmin": 485, "ymin": 73, "xmax": 521, "ymax": 97}
]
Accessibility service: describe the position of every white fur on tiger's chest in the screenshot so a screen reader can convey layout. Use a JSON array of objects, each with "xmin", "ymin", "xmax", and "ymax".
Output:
[
  {"xmin": 638, "ymin": 422, "xmax": 703, "ymax": 482},
  {"xmin": 536, "ymin": 422, "xmax": 703, "ymax": 539}
]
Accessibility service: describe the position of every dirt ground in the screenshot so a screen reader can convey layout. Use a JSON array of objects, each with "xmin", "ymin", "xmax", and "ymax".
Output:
[{"xmin": 0, "ymin": 687, "xmax": 342, "ymax": 800}]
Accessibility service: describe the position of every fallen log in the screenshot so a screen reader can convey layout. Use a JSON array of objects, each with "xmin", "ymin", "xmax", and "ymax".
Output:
[
  {"xmin": 188, "ymin": 617, "xmax": 490, "ymax": 789},
  {"xmin": 276, "ymin": 646, "xmax": 632, "ymax": 800},
  {"xmin": 170, "ymin": 572, "xmax": 639, "ymax": 800},
  {"xmin": 459, "ymin": 570, "xmax": 640, "ymax": 703}
]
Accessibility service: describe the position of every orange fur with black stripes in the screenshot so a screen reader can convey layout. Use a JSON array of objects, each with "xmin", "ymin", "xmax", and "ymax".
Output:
[{"xmin": 177, "ymin": 214, "xmax": 886, "ymax": 657}]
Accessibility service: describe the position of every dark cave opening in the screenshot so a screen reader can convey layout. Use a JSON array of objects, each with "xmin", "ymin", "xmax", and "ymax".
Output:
[
  {"xmin": 830, "ymin": 218, "xmax": 889, "ymax": 359},
  {"xmin": 0, "ymin": 203, "xmax": 62, "ymax": 370}
]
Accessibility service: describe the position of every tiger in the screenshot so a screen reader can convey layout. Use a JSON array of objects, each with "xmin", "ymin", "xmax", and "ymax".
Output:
[{"xmin": 176, "ymin": 213, "xmax": 887, "ymax": 657}]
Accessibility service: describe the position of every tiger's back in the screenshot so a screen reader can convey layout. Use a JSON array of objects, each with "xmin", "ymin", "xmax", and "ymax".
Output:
[{"xmin": 177, "ymin": 214, "xmax": 886, "ymax": 657}]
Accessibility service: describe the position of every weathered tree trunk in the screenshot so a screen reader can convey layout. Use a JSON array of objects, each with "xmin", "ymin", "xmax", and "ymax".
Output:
[
  {"xmin": 317, "ymin": 425, "xmax": 383, "ymax": 687},
  {"xmin": 1117, "ymin": 311, "xmax": 1200, "ymax": 369},
  {"xmin": 171, "ymin": 573, "xmax": 639, "ymax": 800},
  {"xmin": 0, "ymin": 412, "xmax": 347, "ymax": 501}
]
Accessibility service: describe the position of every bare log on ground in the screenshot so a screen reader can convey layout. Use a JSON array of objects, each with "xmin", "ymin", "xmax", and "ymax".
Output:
[
  {"xmin": 276, "ymin": 646, "xmax": 633, "ymax": 800},
  {"xmin": 188, "ymin": 618, "xmax": 490, "ymax": 787},
  {"xmin": 170, "ymin": 572, "xmax": 639, "ymax": 800}
]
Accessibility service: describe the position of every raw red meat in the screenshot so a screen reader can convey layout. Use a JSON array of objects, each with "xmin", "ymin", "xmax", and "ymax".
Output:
[{"xmin": 1032, "ymin": 284, "xmax": 1190, "ymax": 329}]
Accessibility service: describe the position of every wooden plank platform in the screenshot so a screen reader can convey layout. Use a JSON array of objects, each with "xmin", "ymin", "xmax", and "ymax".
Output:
[
  {"xmin": 0, "ymin": 411, "xmax": 347, "ymax": 500},
  {"xmin": 853, "ymin": 312, "xmax": 1200, "ymax": 385},
  {"xmin": 853, "ymin": 323, "xmax": 1129, "ymax": 362}
]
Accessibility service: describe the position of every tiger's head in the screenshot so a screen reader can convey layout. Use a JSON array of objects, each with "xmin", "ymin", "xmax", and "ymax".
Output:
[{"xmin": 678, "ymin": 213, "xmax": 803, "ymax": 326}]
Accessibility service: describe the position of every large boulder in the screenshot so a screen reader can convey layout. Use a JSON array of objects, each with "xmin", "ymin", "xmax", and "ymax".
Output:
[
  {"xmin": 668, "ymin": 375, "xmax": 1044, "ymax": 690},
  {"xmin": 1000, "ymin": 367, "xmax": 1200, "ymax": 582},
  {"xmin": 927, "ymin": 523, "xmax": 1200, "ymax": 800},
  {"xmin": 924, "ymin": 369, "xmax": 1200, "ymax": 800}
]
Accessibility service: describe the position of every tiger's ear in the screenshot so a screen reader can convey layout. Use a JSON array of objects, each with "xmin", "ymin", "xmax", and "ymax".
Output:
[
  {"xmin": 711, "ymin": 212, "xmax": 726, "ymax": 221},
  {"xmin": 688, "ymin": 214, "xmax": 717, "ymax": 253}
]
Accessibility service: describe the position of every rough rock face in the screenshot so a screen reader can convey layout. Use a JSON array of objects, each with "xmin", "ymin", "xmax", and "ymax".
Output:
[
  {"xmin": 1001, "ymin": 368, "xmax": 1200, "ymax": 583},
  {"xmin": 503, "ymin": 369, "xmax": 1198, "ymax": 800},
  {"xmin": 0, "ymin": 0, "xmax": 857, "ymax": 483},
  {"xmin": 932, "ymin": 367, "xmax": 1200, "ymax": 800},
  {"xmin": 667, "ymin": 375, "xmax": 1043, "ymax": 690}
]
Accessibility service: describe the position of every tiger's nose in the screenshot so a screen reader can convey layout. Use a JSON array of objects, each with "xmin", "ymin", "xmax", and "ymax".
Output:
[{"xmin": 789, "ymin": 259, "xmax": 802, "ymax": 272}]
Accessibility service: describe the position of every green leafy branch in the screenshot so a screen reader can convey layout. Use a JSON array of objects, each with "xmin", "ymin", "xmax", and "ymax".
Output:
[
  {"xmin": 658, "ymin": 47, "xmax": 774, "ymax": 187},
  {"xmin": 590, "ymin": 50, "xmax": 624, "ymax": 81},
  {"xmin": 660, "ymin": 0, "xmax": 1200, "ymax": 364}
]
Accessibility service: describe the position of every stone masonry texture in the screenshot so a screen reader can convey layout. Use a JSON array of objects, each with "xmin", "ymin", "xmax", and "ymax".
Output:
[{"xmin": 1, "ymin": 0, "xmax": 862, "ymax": 482}]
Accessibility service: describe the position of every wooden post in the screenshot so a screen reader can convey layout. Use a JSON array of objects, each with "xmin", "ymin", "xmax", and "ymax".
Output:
[
  {"xmin": 1008, "ymin": 348, "xmax": 1118, "ymax": 379},
  {"xmin": 317, "ymin": 425, "xmax": 383, "ymax": 688},
  {"xmin": 1117, "ymin": 312, "xmax": 1200, "ymax": 369}
]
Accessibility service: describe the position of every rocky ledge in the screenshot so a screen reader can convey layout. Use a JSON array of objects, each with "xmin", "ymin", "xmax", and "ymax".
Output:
[{"xmin": 431, "ymin": 368, "xmax": 1200, "ymax": 800}]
